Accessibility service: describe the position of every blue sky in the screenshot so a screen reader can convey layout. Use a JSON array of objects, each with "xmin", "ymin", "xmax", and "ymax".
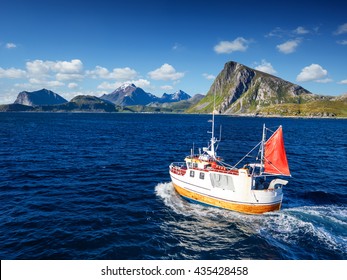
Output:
[{"xmin": 0, "ymin": 0, "xmax": 346, "ymax": 103}]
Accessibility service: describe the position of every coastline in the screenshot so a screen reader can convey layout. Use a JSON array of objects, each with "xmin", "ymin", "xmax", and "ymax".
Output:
[{"xmin": 1, "ymin": 109, "xmax": 346, "ymax": 119}]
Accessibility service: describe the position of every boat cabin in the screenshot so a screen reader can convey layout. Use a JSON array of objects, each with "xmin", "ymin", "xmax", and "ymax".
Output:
[{"xmin": 184, "ymin": 155, "xmax": 212, "ymax": 170}]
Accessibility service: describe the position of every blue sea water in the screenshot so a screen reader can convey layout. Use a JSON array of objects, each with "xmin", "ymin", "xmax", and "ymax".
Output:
[{"xmin": 0, "ymin": 112, "xmax": 346, "ymax": 260}]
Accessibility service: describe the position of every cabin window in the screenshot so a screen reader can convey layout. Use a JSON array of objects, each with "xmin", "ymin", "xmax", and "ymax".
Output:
[
  {"xmin": 210, "ymin": 173, "xmax": 235, "ymax": 191},
  {"xmin": 199, "ymin": 172, "xmax": 205, "ymax": 180},
  {"xmin": 190, "ymin": 170, "xmax": 195, "ymax": 177}
]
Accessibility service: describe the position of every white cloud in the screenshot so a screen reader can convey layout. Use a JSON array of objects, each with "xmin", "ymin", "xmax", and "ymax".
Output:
[
  {"xmin": 132, "ymin": 78, "xmax": 151, "ymax": 89},
  {"xmin": 48, "ymin": 80, "xmax": 65, "ymax": 87},
  {"xmin": 109, "ymin": 67, "xmax": 137, "ymax": 80},
  {"xmin": 87, "ymin": 66, "xmax": 137, "ymax": 80},
  {"xmin": 26, "ymin": 60, "xmax": 51, "ymax": 76},
  {"xmin": 1, "ymin": 89, "xmax": 20, "ymax": 103},
  {"xmin": 267, "ymin": 26, "xmax": 314, "ymax": 38},
  {"xmin": 254, "ymin": 60, "xmax": 277, "ymax": 75},
  {"xmin": 338, "ymin": 79, "xmax": 347, "ymax": 84},
  {"xmin": 294, "ymin": 26, "xmax": 309, "ymax": 35},
  {"xmin": 5, "ymin": 43, "xmax": 17, "ymax": 49},
  {"xmin": 14, "ymin": 82, "xmax": 33, "ymax": 89},
  {"xmin": 337, "ymin": 40, "xmax": 347, "ymax": 45},
  {"xmin": 266, "ymin": 27, "xmax": 285, "ymax": 38},
  {"xmin": 202, "ymin": 73, "xmax": 216, "ymax": 80},
  {"xmin": 29, "ymin": 78, "xmax": 65, "ymax": 87},
  {"xmin": 277, "ymin": 38, "xmax": 301, "ymax": 54},
  {"xmin": 148, "ymin": 64, "xmax": 184, "ymax": 81},
  {"xmin": 172, "ymin": 42, "xmax": 184, "ymax": 51},
  {"xmin": 161, "ymin": 85, "xmax": 173, "ymax": 91},
  {"xmin": 97, "ymin": 79, "xmax": 151, "ymax": 90},
  {"xmin": 316, "ymin": 78, "xmax": 333, "ymax": 83},
  {"xmin": 334, "ymin": 23, "xmax": 347, "ymax": 35},
  {"xmin": 296, "ymin": 64, "xmax": 328, "ymax": 82},
  {"xmin": 51, "ymin": 59, "xmax": 83, "ymax": 73},
  {"xmin": 0, "ymin": 59, "xmax": 85, "ymax": 97},
  {"xmin": 87, "ymin": 66, "xmax": 109, "ymax": 79},
  {"xmin": 0, "ymin": 67, "xmax": 26, "ymax": 79},
  {"xmin": 68, "ymin": 82, "xmax": 79, "ymax": 89},
  {"xmin": 56, "ymin": 73, "xmax": 84, "ymax": 81},
  {"xmin": 26, "ymin": 59, "xmax": 83, "ymax": 80},
  {"xmin": 23, "ymin": 59, "xmax": 84, "ymax": 88},
  {"xmin": 97, "ymin": 81, "xmax": 121, "ymax": 90},
  {"xmin": 214, "ymin": 37, "xmax": 250, "ymax": 54}
]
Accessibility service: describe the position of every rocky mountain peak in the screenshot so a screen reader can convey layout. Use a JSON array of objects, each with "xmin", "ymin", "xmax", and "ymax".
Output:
[
  {"xmin": 189, "ymin": 61, "xmax": 313, "ymax": 114},
  {"xmin": 160, "ymin": 90, "xmax": 191, "ymax": 103},
  {"xmin": 14, "ymin": 88, "xmax": 67, "ymax": 106},
  {"xmin": 101, "ymin": 83, "xmax": 191, "ymax": 106},
  {"xmin": 119, "ymin": 83, "xmax": 136, "ymax": 91}
]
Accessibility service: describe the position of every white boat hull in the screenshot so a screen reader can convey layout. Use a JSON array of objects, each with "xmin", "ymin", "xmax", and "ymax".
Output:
[{"xmin": 169, "ymin": 168, "xmax": 283, "ymax": 214}]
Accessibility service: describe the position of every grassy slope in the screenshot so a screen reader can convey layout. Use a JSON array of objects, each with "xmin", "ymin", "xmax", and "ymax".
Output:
[{"xmin": 259, "ymin": 99, "xmax": 347, "ymax": 117}]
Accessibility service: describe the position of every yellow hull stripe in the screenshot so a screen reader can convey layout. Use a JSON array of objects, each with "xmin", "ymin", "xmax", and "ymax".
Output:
[{"xmin": 172, "ymin": 183, "xmax": 281, "ymax": 214}]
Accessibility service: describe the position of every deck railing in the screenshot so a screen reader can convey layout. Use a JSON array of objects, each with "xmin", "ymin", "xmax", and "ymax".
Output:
[
  {"xmin": 170, "ymin": 162, "xmax": 186, "ymax": 168},
  {"xmin": 169, "ymin": 162, "xmax": 187, "ymax": 176}
]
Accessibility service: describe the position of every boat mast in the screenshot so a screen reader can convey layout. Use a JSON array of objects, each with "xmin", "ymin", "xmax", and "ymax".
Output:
[
  {"xmin": 206, "ymin": 89, "xmax": 218, "ymax": 159},
  {"xmin": 211, "ymin": 92, "xmax": 216, "ymax": 157},
  {"xmin": 210, "ymin": 89, "xmax": 217, "ymax": 159},
  {"xmin": 260, "ymin": 123, "xmax": 266, "ymax": 173}
]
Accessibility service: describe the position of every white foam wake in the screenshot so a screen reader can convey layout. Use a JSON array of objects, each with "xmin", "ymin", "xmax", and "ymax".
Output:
[
  {"xmin": 154, "ymin": 182, "xmax": 199, "ymax": 217},
  {"xmin": 154, "ymin": 182, "xmax": 257, "ymax": 225},
  {"xmin": 155, "ymin": 182, "xmax": 347, "ymax": 256},
  {"xmin": 247, "ymin": 205, "xmax": 347, "ymax": 255}
]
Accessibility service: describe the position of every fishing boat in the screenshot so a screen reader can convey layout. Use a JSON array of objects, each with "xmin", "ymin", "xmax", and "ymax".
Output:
[{"xmin": 169, "ymin": 113, "xmax": 291, "ymax": 214}]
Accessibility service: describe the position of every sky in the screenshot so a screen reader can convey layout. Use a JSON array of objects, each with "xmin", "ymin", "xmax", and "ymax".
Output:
[{"xmin": 0, "ymin": 0, "xmax": 346, "ymax": 103}]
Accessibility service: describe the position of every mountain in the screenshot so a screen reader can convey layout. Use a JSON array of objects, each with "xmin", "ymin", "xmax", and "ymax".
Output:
[
  {"xmin": 160, "ymin": 90, "xmax": 191, "ymax": 103},
  {"xmin": 14, "ymin": 88, "xmax": 67, "ymax": 106},
  {"xmin": 0, "ymin": 103, "xmax": 34, "ymax": 112},
  {"xmin": 188, "ymin": 61, "xmax": 315, "ymax": 114},
  {"xmin": 4, "ymin": 72, "xmax": 344, "ymax": 116},
  {"xmin": 129, "ymin": 94, "xmax": 204, "ymax": 113},
  {"xmin": 0, "ymin": 86, "xmax": 195, "ymax": 113},
  {"xmin": 161, "ymin": 94, "xmax": 204, "ymax": 111},
  {"xmin": 37, "ymin": 95, "xmax": 118, "ymax": 112},
  {"xmin": 0, "ymin": 95, "xmax": 119, "ymax": 112},
  {"xmin": 100, "ymin": 83, "xmax": 158, "ymax": 106},
  {"xmin": 100, "ymin": 83, "xmax": 191, "ymax": 106}
]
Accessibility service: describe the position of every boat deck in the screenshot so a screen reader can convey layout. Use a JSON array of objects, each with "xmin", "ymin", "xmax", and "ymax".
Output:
[{"xmin": 170, "ymin": 162, "xmax": 240, "ymax": 176}]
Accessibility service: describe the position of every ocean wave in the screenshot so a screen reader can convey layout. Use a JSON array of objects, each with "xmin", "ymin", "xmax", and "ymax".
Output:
[
  {"xmin": 297, "ymin": 191, "xmax": 347, "ymax": 206},
  {"xmin": 155, "ymin": 182, "xmax": 347, "ymax": 259}
]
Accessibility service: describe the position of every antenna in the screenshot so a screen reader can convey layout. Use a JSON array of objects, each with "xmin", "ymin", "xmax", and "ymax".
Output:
[{"xmin": 205, "ymin": 88, "xmax": 220, "ymax": 159}]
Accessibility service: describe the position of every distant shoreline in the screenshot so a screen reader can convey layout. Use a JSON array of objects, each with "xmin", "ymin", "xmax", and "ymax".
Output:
[{"xmin": 1, "ymin": 110, "xmax": 346, "ymax": 119}]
